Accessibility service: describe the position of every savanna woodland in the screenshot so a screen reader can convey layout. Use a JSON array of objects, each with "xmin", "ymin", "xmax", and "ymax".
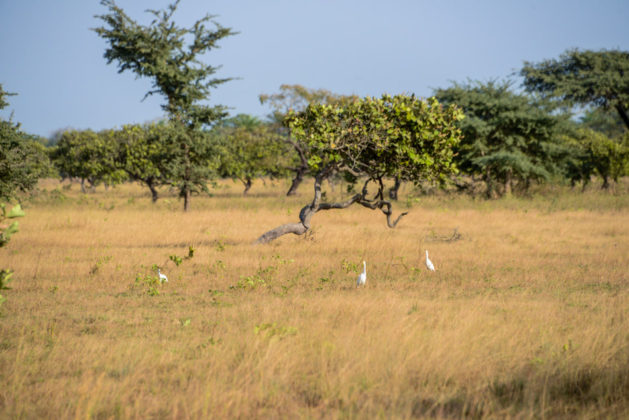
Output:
[{"xmin": 1, "ymin": 1, "xmax": 628, "ymax": 418}]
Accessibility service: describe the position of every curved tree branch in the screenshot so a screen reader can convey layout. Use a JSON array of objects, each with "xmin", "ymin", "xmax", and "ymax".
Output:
[
  {"xmin": 317, "ymin": 193, "xmax": 362, "ymax": 211},
  {"xmin": 357, "ymin": 197, "xmax": 409, "ymax": 228},
  {"xmin": 256, "ymin": 171, "xmax": 409, "ymax": 244}
]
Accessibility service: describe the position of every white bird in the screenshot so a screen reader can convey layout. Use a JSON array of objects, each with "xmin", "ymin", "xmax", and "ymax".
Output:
[
  {"xmin": 158, "ymin": 268, "xmax": 168, "ymax": 283},
  {"xmin": 357, "ymin": 261, "xmax": 366, "ymax": 287},
  {"xmin": 425, "ymin": 250, "xmax": 435, "ymax": 272}
]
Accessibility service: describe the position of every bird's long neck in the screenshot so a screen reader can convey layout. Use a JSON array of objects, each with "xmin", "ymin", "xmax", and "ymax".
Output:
[
  {"xmin": 425, "ymin": 251, "xmax": 429, "ymax": 258},
  {"xmin": 363, "ymin": 262, "xmax": 366, "ymax": 274}
]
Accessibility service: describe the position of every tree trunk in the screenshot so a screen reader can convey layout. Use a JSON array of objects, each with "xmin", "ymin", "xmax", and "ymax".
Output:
[
  {"xmin": 615, "ymin": 104, "xmax": 629, "ymax": 130},
  {"xmin": 504, "ymin": 169, "xmax": 513, "ymax": 196},
  {"xmin": 484, "ymin": 169, "xmax": 496, "ymax": 199},
  {"xmin": 243, "ymin": 178, "xmax": 252, "ymax": 195},
  {"xmin": 388, "ymin": 176, "xmax": 401, "ymax": 200},
  {"xmin": 256, "ymin": 172, "xmax": 325, "ymax": 244},
  {"xmin": 148, "ymin": 182, "xmax": 159, "ymax": 203},
  {"xmin": 80, "ymin": 178, "xmax": 86, "ymax": 194},
  {"xmin": 285, "ymin": 135, "xmax": 309, "ymax": 196},
  {"xmin": 182, "ymin": 186, "xmax": 190, "ymax": 211},
  {"xmin": 601, "ymin": 175, "xmax": 610, "ymax": 190},
  {"xmin": 286, "ymin": 166, "xmax": 306, "ymax": 196},
  {"xmin": 182, "ymin": 141, "xmax": 191, "ymax": 211}
]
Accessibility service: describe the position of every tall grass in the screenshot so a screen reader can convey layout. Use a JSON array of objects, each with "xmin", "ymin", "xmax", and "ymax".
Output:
[{"xmin": 0, "ymin": 179, "xmax": 628, "ymax": 418}]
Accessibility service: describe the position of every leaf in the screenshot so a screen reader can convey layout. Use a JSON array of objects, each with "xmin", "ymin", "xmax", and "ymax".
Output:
[
  {"xmin": 5, "ymin": 221, "xmax": 19, "ymax": 237},
  {"xmin": 0, "ymin": 269, "xmax": 13, "ymax": 290},
  {"xmin": 6, "ymin": 205, "xmax": 25, "ymax": 219}
]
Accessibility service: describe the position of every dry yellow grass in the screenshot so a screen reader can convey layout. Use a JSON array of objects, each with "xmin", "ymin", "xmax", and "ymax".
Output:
[{"xmin": 1, "ymin": 179, "xmax": 628, "ymax": 419}]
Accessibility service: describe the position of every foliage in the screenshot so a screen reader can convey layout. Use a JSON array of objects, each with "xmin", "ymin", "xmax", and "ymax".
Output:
[
  {"xmin": 260, "ymin": 84, "xmax": 357, "ymax": 124},
  {"xmin": 259, "ymin": 84, "xmax": 359, "ymax": 195},
  {"xmin": 520, "ymin": 48, "xmax": 629, "ymax": 130},
  {"xmin": 93, "ymin": 0, "xmax": 236, "ymax": 210},
  {"xmin": 287, "ymin": 94, "xmax": 463, "ymax": 185},
  {"xmin": 580, "ymin": 108, "xmax": 626, "ymax": 139},
  {"xmin": 0, "ymin": 203, "xmax": 25, "ymax": 306},
  {"xmin": 169, "ymin": 245, "xmax": 195, "ymax": 266},
  {"xmin": 0, "ymin": 84, "xmax": 53, "ymax": 200},
  {"xmin": 560, "ymin": 128, "xmax": 629, "ymax": 189},
  {"xmin": 434, "ymin": 80, "xmax": 566, "ymax": 197},
  {"xmin": 50, "ymin": 129, "xmax": 127, "ymax": 191},
  {"xmin": 101, "ymin": 124, "xmax": 168, "ymax": 202},
  {"xmin": 213, "ymin": 114, "xmax": 290, "ymax": 194},
  {"xmin": 161, "ymin": 124, "xmax": 220, "ymax": 202}
]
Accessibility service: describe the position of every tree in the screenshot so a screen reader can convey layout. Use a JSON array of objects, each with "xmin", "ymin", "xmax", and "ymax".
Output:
[
  {"xmin": 104, "ymin": 123, "xmax": 170, "ymax": 202},
  {"xmin": 0, "ymin": 85, "xmax": 53, "ymax": 200},
  {"xmin": 50, "ymin": 129, "xmax": 126, "ymax": 192},
  {"xmin": 213, "ymin": 114, "xmax": 289, "ymax": 195},
  {"xmin": 520, "ymin": 49, "xmax": 629, "ymax": 130},
  {"xmin": 434, "ymin": 80, "xmax": 566, "ymax": 198},
  {"xmin": 561, "ymin": 127, "xmax": 629, "ymax": 189},
  {"xmin": 259, "ymin": 84, "xmax": 358, "ymax": 195},
  {"xmin": 93, "ymin": 0, "xmax": 236, "ymax": 210},
  {"xmin": 255, "ymin": 94, "xmax": 463, "ymax": 244}
]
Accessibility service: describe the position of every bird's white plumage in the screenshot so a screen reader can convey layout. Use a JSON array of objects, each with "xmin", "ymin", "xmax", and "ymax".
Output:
[
  {"xmin": 158, "ymin": 269, "xmax": 168, "ymax": 283},
  {"xmin": 425, "ymin": 250, "xmax": 435, "ymax": 271},
  {"xmin": 357, "ymin": 261, "xmax": 366, "ymax": 286}
]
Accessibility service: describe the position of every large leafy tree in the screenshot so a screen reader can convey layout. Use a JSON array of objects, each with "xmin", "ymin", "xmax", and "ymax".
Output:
[
  {"xmin": 520, "ymin": 49, "xmax": 629, "ymax": 130},
  {"xmin": 93, "ymin": 0, "xmax": 236, "ymax": 210},
  {"xmin": 434, "ymin": 80, "xmax": 566, "ymax": 197},
  {"xmin": 256, "ymin": 94, "xmax": 463, "ymax": 244},
  {"xmin": 103, "ymin": 123, "xmax": 170, "ymax": 202},
  {"xmin": 259, "ymin": 84, "xmax": 358, "ymax": 195},
  {"xmin": 50, "ymin": 129, "xmax": 126, "ymax": 192}
]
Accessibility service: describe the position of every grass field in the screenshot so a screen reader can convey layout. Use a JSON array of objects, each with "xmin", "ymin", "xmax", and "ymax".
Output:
[{"xmin": 1, "ymin": 179, "xmax": 628, "ymax": 419}]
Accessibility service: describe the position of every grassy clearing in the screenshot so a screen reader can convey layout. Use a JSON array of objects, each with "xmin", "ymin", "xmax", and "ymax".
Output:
[{"xmin": 1, "ymin": 179, "xmax": 628, "ymax": 418}]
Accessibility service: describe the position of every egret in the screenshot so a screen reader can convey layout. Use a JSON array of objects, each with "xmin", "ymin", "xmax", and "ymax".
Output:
[
  {"xmin": 357, "ymin": 261, "xmax": 366, "ymax": 287},
  {"xmin": 425, "ymin": 250, "xmax": 435, "ymax": 272},
  {"xmin": 158, "ymin": 268, "xmax": 168, "ymax": 283}
]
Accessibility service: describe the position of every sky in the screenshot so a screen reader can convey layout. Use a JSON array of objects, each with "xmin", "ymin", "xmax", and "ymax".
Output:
[{"xmin": 1, "ymin": 0, "xmax": 628, "ymax": 138}]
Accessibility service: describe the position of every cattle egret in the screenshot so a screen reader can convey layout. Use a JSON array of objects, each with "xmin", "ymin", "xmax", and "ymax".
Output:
[
  {"xmin": 425, "ymin": 250, "xmax": 435, "ymax": 271},
  {"xmin": 158, "ymin": 268, "xmax": 168, "ymax": 283},
  {"xmin": 357, "ymin": 261, "xmax": 367, "ymax": 287}
]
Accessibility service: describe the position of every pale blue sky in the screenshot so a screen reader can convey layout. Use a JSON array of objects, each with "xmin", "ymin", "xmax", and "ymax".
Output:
[{"xmin": 1, "ymin": 0, "xmax": 628, "ymax": 138}]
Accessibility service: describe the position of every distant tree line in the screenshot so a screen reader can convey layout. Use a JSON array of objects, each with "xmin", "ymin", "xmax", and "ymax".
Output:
[
  {"xmin": 2, "ymin": 50, "xmax": 628, "ymax": 210},
  {"xmin": 2, "ymin": 0, "xmax": 628, "ymax": 211}
]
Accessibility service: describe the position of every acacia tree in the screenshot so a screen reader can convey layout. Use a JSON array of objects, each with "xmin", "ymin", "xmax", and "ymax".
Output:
[
  {"xmin": 255, "ymin": 94, "xmax": 463, "ymax": 244},
  {"xmin": 93, "ymin": 0, "xmax": 236, "ymax": 210},
  {"xmin": 259, "ymin": 84, "xmax": 358, "ymax": 195},
  {"xmin": 520, "ymin": 49, "xmax": 629, "ymax": 130},
  {"xmin": 434, "ymin": 80, "xmax": 566, "ymax": 197}
]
